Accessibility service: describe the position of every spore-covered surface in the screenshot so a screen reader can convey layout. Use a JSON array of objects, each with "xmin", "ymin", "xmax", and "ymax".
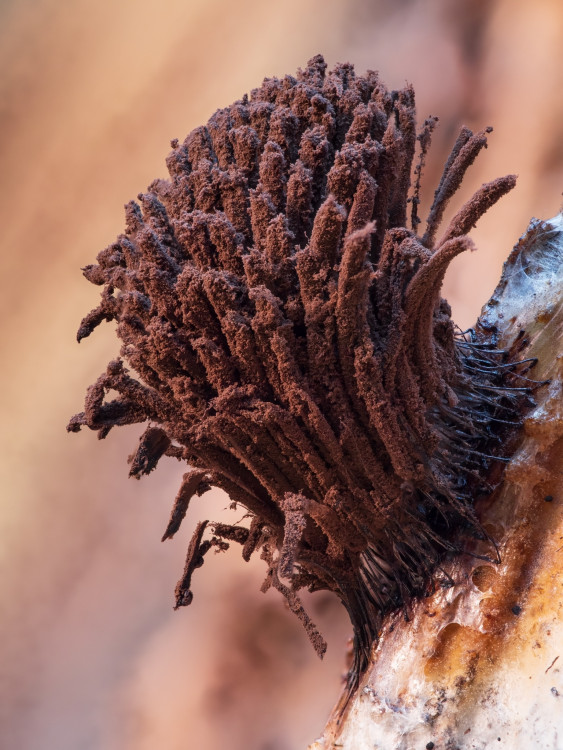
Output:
[{"xmin": 69, "ymin": 56, "xmax": 528, "ymax": 685}]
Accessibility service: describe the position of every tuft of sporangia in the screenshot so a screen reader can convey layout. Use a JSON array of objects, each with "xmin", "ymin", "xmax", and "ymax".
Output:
[{"xmin": 69, "ymin": 55, "xmax": 536, "ymax": 688}]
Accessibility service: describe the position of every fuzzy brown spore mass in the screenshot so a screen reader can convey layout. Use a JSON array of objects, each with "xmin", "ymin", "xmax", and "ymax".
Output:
[{"xmin": 69, "ymin": 56, "xmax": 524, "ymax": 683}]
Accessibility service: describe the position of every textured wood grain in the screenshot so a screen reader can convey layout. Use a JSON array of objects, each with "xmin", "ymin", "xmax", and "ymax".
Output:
[{"xmin": 314, "ymin": 213, "xmax": 563, "ymax": 749}]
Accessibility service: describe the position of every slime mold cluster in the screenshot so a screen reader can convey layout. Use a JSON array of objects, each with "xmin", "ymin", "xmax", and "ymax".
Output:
[{"xmin": 69, "ymin": 56, "xmax": 528, "ymax": 685}]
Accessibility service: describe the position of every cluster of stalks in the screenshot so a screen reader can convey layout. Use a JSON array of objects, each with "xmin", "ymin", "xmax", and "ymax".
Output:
[{"xmin": 70, "ymin": 55, "xmax": 532, "ymax": 685}]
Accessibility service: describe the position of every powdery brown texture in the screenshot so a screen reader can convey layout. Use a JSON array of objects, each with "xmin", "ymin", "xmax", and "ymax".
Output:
[{"xmin": 69, "ymin": 55, "xmax": 527, "ymax": 686}]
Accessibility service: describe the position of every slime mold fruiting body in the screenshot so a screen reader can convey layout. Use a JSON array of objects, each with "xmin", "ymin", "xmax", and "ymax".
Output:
[{"xmin": 70, "ymin": 55, "xmax": 529, "ymax": 686}]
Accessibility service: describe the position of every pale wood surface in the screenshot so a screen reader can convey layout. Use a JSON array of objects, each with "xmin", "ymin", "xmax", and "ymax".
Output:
[{"xmin": 314, "ymin": 214, "xmax": 563, "ymax": 749}]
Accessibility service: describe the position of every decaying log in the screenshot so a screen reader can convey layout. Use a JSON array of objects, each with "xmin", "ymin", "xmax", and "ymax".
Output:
[{"xmin": 312, "ymin": 212, "xmax": 563, "ymax": 750}]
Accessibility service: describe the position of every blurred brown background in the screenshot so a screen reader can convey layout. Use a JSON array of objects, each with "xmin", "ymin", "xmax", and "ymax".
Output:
[{"xmin": 0, "ymin": 1, "xmax": 561, "ymax": 748}]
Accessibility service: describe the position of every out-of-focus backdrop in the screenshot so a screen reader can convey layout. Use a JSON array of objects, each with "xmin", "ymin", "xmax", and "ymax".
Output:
[{"xmin": 1, "ymin": 1, "xmax": 561, "ymax": 748}]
